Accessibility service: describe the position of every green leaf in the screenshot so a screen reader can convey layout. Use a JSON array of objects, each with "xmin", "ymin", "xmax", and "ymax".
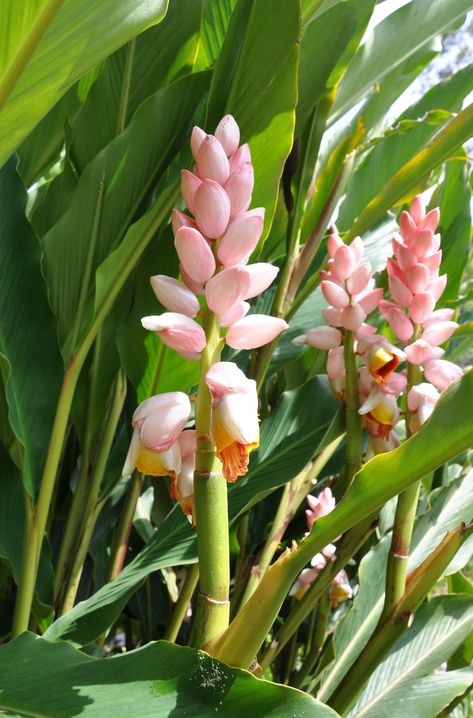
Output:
[
  {"xmin": 0, "ymin": 157, "xmax": 63, "ymax": 495},
  {"xmin": 317, "ymin": 469, "xmax": 473, "ymax": 701},
  {"xmin": 436, "ymin": 148, "xmax": 472, "ymax": 304},
  {"xmin": 41, "ymin": 70, "xmax": 210, "ymax": 356},
  {"xmin": 0, "ymin": 633, "xmax": 339, "ymax": 717},
  {"xmin": 348, "ymin": 596, "xmax": 473, "ymax": 718},
  {"xmin": 331, "ymin": 0, "xmax": 473, "ymax": 125},
  {"xmin": 337, "ymin": 64, "xmax": 473, "ymax": 231},
  {"xmin": 70, "ymin": 0, "xmax": 203, "ymax": 170},
  {"xmin": 195, "ymin": 0, "xmax": 238, "ymax": 70},
  {"xmin": 0, "ymin": 0, "xmax": 168, "ymax": 169},
  {"xmin": 206, "ymin": 0, "xmax": 301, "ymax": 241},
  {"xmin": 44, "ymin": 378, "xmax": 342, "ymax": 646}
]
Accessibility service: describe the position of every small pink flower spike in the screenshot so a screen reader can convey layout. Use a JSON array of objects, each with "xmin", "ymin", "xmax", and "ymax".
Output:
[
  {"xmin": 424, "ymin": 359, "xmax": 462, "ymax": 390},
  {"xmin": 190, "ymin": 126, "xmax": 206, "ymax": 162},
  {"xmin": 229, "ymin": 143, "xmax": 251, "ymax": 173},
  {"xmin": 333, "ymin": 245, "xmax": 356, "ymax": 280},
  {"xmin": 141, "ymin": 313, "xmax": 206, "ymax": 357},
  {"xmin": 225, "ymin": 163, "xmax": 254, "ymax": 217},
  {"xmin": 408, "ymin": 292, "xmax": 436, "ymax": 324},
  {"xmin": 193, "ymin": 179, "xmax": 231, "ymax": 239},
  {"xmin": 205, "ymin": 267, "xmax": 251, "ymax": 316},
  {"xmin": 306, "ymin": 488, "xmax": 336, "ymax": 529},
  {"xmin": 321, "ymin": 280, "xmax": 349, "ymax": 309},
  {"xmin": 215, "ymin": 114, "xmax": 240, "ymax": 156},
  {"xmin": 197, "ymin": 135, "xmax": 230, "ymax": 185},
  {"xmin": 410, "ymin": 195, "xmax": 425, "ymax": 224},
  {"xmin": 150, "ymin": 275, "xmax": 200, "ymax": 317},
  {"xmin": 174, "ymin": 226, "xmax": 216, "ymax": 283},
  {"xmin": 341, "ymin": 304, "xmax": 366, "ymax": 331},
  {"xmin": 180, "ymin": 170, "xmax": 201, "ymax": 214},
  {"xmin": 217, "ymin": 209, "xmax": 264, "ymax": 266},
  {"xmin": 225, "ymin": 315, "xmax": 288, "ymax": 349},
  {"xmin": 220, "ymin": 301, "xmax": 250, "ymax": 327},
  {"xmin": 292, "ymin": 326, "xmax": 342, "ymax": 350},
  {"xmin": 327, "ymin": 230, "xmax": 344, "ymax": 258},
  {"xmin": 243, "ymin": 263, "xmax": 279, "ymax": 300},
  {"xmin": 172, "ymin": 209, "xmax": 197, "ymax": 234},
  {"xmin": 421, "ymin": 321, "xmax": 457, "ymax": 347}
]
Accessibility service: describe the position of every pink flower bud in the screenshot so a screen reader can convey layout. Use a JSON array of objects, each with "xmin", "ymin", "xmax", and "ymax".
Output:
[
  {"xmin": 229, "ymin": 143, "xmax": 251, "ymax": 172},
  {"xmin": 193, "ymin": 179, "xmax": 231, "ymax": 239},
  {"xmin": 197, "ymin": 135, "xmax": 230, "ymax": 185},
  {"xmin": 404, "ymin": 339, "xmax": 434, "ymax": 365},
  {"xmin": 350, "ymin": 236, "xmax": 364, "ymax": 264},
  {"xmin": 150, "ymin": 275, "xmax": 200, "ymax": 317},
  {"xmin": 424, "ymin": 359, "xmax": 462, "ymax": 390},
  {"xmin": 306, "ymin": 488, "xmax": 335, "ymax": 529},
  {"xmin": 206, "ymin": 361, "xmax": 254, "ymax": 397},
  {"xmin": 190, "ymin": 126, "xmax": 206, "ymax": 162},
  {"xmin": 393, "ymin": 238, "xmax": 417, "ymax": 271},
  {"xmin": 422, "ymin": 250, "xmax": 441, "ymax": 276},
  {"xmin": 347, "ymin": 262, "xmax": 372, "ymax": 295},
  {"xmin": 409, "ymin": 195, "xmax": 425, "ymax": 224},
  {"xmin": 180, "ymin": 264, "xmax": 204, "ymax": 295},
  {"xmin": 399, "ymin": 211, "xmax": 416, "ymax": 243},
  {"xmin": 141, "ymin": 313, "xmax": 207, "ymax": 357},
  {"xmin": 387, "ymin": 257, "xmax": 403, "ymax": 279},
  {"xmin": 389, "ymin": 275, "xmax": 413, "ymax": 307},
  {"xmin": 174, "ymin": 226, "xmax": 216, "ymax": 283},
  {"xmin": 341, "ymin": 304, "xmax": 366, "ymax": 330},
  {"xmin": 327, "ymin": 345, "xmax": 345, "ymax": 380},
  {"xmin": 333, "ymin": 245, "xmax": 356, "ymax": 280},
  {"xmin": 224, "ymin": 162, "xmax": 254, "ymax": 217},
  {"xmin": 215, "ymin": 114, "xmax": 240, "ymax": 156},
  {"xmin": 426, "ymin": 274, "xmax": 447, "ymax": 302},
  {"xmin": 412, "ymin": 229, "xmax": 435, "ymax": 259},
  {"xmin": 205, "ymin": 267, "xmax": 250, "ymax": 315},
  {"xmin": 323, "ymin": 306, "xmax": 343, "ymax": 327},
  {"xmin": 408, "ymin": 291, "xmax": 435, "ymax": 324},
  {"xmin": 327, "ymin": 231, "xmax": 344, "ymax": 258},
  {"xmin": 172, "ymin": 209, "xmax": 197, "ymax": 234},
  {"xmin": 321, "ymin": 280, "xmax": 349, "ymax": 309},
  {"xmin": 225, "ymin": 315, "xmax": 288, "ymax": 349},
  {"xmin": 220, "ymin": 301, "xmax": 250, "ymax": 327},
  {"xmin": 422, "ymin": 308, "xmax": 454, "ymax": 327},
  {"xmin": 386, "ymin": 307, "xmax": 414, "ymax": 342},
  {"xmin": 181, "ymin": 170, "xmax": 201, "ymax": 214},
  {"xmin": 292, "ymin": 326, "xmax": 342, "ymax": 350},
  {"xmin": 405, "ymin": 263, "xmax": 429, "ymax": 293},
  {"xmin": 358, "ymin": 288, "xmax": 383, "ymax": 315},
  {"xmin": 217, "ymin": 208, "xmax": 264, "ymax": 266},
  {"xmin": 420, "ymin": 207, "xmax": 440, "ymax": 232},
  {"xmin": 407, "ymin": 383, "xmax": 439, "ymax": 432},
  {"xmin": 243, "ymin": 263, "xmax": 279, "ymax": 300},
  {"xmin": 421, "ymin": 321, "xmax": 457, "ymax": 347}
]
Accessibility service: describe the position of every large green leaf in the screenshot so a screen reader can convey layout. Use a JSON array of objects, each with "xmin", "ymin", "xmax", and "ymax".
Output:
[
  {"xmin": 0, "ymin": 157, "xmax": 63, "ymax": 496},
  {"xmin": 41, "ymin": 70, "xmax": 210, "ymax": 356},
  {"xmin": 44, "ymin": 377, "xmax": 341, "ymax": 646},
  {"xmin": 0, "ymin": 0, "xmax": 168, "ymax": 169},
  {"xmin": 317, "ymin": 469, "xmax": 473, "ymax": 701},
  {"xmin": 195, "ymin": 0, "xmax": 238, "ymax": 70},
  {"xmin": 206, "ymin": 0, "xmax": 300, "ymax": 241},
  {"xmin": 347, "ymin": 596, "xmax": 473, "ymax": 717},
  {"xmin": 330, "ymin": 0, "xmax": 473, "ymax": 125},
  {"xmin": 0, "ymin": 633, "xmax": 338, "ymax": 717},
  {"xmin": 70, "ymin": 0, "xmax": 203, "ymax": 171},
  {"xmin": 337, "ymin": 64, "xmax": 473, "ymax": 230}
]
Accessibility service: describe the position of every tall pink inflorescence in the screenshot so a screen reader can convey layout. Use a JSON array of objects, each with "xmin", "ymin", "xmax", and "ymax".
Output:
[{"xmin": 123, "ymin": 115, "xmax": 288, "ymax": 522}]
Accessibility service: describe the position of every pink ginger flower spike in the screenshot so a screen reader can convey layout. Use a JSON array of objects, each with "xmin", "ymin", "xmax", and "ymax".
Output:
[{"xmin": 141, "ymin": 313, "xmax": 206, "ymax": 359}]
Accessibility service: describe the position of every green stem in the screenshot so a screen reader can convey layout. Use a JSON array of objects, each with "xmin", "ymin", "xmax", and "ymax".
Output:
[
  {"xmin": 293, "ymin": 591, "xmax": 329, "ymax": 689},
  {"xmin": 381, "ymin": 356, "xmax": 422, "ymax": 620},
  {"xmin": 164, "ymin": 564, "xmax": 199, "ymax": 643},
  {"xmin": 59, "ymin": 371, "xmax": 126, "ymax": 614},
  {"xmin": 106, "ymin": 472, "xmax": 144, "ymax": 583},
  {"xmin": 116, "ymin": 39, "xmax": 135, "ymax": 135},
  {"xmin": 343, "ymin": 329, "xmax": 362, "ymax": 491},
  {"xmin": 193, "ymin": 309, "xmax": 229, "ymax": 648}
]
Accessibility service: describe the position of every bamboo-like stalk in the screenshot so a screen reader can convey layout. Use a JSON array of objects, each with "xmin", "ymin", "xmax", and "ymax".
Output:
[
  {"xmin": 342, "ymin": 329, "xmax": 362, "ymax": 492},
  {"xmin": 293, "ymin": 590, "xmax": 329, "ymax": 689},
  {"xmin": 164, "ymin": 564, "xmax": 199, "ymax": 643},
  {"xmin": 193, "ymin": 308, "xmax": 229, "ymax": 648}
]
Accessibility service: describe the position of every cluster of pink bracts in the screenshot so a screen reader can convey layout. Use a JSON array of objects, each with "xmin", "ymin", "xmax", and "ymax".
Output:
[
  {"xmin": 123, "ymin": 116, "xmax": 287, "ymax": 521},
  {"xmin": 293, "ymin": 195, "xmax": 462, "ymax": 453},
  {"xmin": 141, "ymin": 114, "xmax": 287, "ymax": 358}
]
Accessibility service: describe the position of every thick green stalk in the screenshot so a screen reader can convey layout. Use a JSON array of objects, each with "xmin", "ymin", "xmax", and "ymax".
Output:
[
  {"xmin": 193, "ymin": 308, "xmax": 229, "ymax": 648},
  {"xmin": 381, "ymin": 357, "xmax": 422, "ymax": 620},
  {"xmin": 293, "ymin": 591, "xmax": 329, "ymax": 689},
  {"xmin": 328, "ymin": 524, "xmax": 473, "ymax": 714},
  {"xmin": 165, "ymin": 564, "xmax": 199, "ymax": 643},
  {"xmin": 343, "ymin": 329, "xmax": 362, "ymax": 491}
]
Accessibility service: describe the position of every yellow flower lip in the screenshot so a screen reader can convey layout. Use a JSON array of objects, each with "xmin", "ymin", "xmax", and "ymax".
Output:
[{"xmin": 367, "ymin": 346, "xmax": 400, "ymax": 382}]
